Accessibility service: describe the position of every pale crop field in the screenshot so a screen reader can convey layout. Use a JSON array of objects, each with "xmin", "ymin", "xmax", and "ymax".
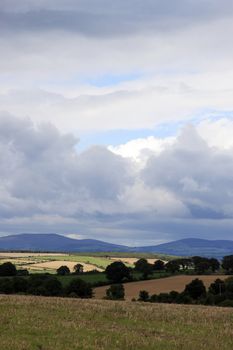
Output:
[
  {"xmin": 94, "ymin": 275, "xmax": 231, "ymax": 300},
  {"xmin": 24, "ymin": 260, "xmax": 103, "ymax": 272},
  {"xmin": 0, "ymin": 295, "xmax": 232, "ymax": 350}
]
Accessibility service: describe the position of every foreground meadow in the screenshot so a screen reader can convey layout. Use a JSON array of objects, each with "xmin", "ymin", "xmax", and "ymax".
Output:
[{"xmin": 0, "ymin": 295, "xmax": 232, "ymax": 350}]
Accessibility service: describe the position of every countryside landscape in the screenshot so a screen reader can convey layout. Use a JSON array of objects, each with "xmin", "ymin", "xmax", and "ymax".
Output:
[
  {"xmin": 1, "ymin": 1, "xmax": 233, "ymax": 349},
  {"xmin": 0, "ymin": 234, "xmax": 233, "ymax": 349}
]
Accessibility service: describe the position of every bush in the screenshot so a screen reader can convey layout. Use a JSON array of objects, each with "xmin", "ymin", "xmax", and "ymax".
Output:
[
  {"xmin": 106, "ymin": 284, "xmax": 125, "ymax": 300},
  {"xmin": 0, "ymin": 278, "xmax": 14, "ymax": 294},
  {"xmin": 218, "ymin": 299, "xmax": 233, "ymax": 307},
  {"xmin": 13, "ymin": 277, "xmax": 28, "ymax": 293},
  {"xmin": 138, "ymin": 290, "xmax": 150, "ymax": 302}
]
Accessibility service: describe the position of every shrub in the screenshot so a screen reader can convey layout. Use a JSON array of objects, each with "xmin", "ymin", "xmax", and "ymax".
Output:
[
  {"xmin": 218, "ymin": 299, "xmax": 233, "ymax": 307},
  {"xmin": 106, "ymin": 284, "xmax": 125, "ymax": 300},
  {"xmin": 0, "ymin": 278, "xmax": 14, "ymax": 294},
  {"xmin": 138, "ymin": 290, "xmax": 150, "ymax": 302}
]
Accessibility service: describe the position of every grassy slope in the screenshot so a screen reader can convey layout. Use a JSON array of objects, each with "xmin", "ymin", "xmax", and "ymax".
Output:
[{"xmin": 0, "ymin": 295, "xmax": 232, "ymax": 350}]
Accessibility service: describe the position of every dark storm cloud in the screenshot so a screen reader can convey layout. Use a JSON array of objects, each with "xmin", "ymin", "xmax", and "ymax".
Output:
[{"xmin": 1, "ymin": 0, "xmax": 233, "ymax": 37}]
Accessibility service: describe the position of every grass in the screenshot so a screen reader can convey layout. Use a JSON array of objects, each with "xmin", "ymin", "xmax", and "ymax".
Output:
[{"xmin": 0, "ymin": 295, "xmax": 232, "ymax": 350}]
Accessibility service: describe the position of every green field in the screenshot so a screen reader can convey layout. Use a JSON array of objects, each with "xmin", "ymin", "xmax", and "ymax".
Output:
[
  {"xmin": 0, "ymin": 295, "xmax": 232, "ymax": 350},
  {"xmin": 56, "ymin": 271, "xmax": 171, "ymax": 287}
]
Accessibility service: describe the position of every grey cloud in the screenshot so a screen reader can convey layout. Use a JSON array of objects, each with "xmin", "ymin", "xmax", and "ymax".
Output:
[
  {"xmin": 1, "ymin": 1, "xmax": 233, "ymax": 37},
  {"xmin": 1, "ymin": 114, "xmax": 233, "ymax": 242},
  {"xmin": 0, "ymin": 114, "xmax": 132, "ymax": 216},
  {"xmin": 142, "ymin": 125, "xmax": 233, "ymax": 219}
]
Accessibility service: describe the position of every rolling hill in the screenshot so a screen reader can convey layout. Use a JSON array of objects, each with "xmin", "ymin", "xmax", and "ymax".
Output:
[
  {"xmin": 134, "ymin": 238, "xmax": 233, "ymax": 258},
  {"xmin": 0, "ymin": 234, "xmax": 233, "ymax": 258}
]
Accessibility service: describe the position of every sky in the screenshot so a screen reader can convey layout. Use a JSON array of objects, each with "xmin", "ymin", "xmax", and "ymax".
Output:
[{"xmin": 1, "ymin": 0, "xmax": 233, "ymax": 245}]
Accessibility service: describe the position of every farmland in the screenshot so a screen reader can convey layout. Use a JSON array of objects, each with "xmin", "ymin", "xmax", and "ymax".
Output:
[
  {"xmin": 94, "ymin": 275, "xmax": 231, "ymax": 300},
  {"xmin": 0, "ymin": 252, "xmax": 166, "ymax": 274},
  {"xmin": 0, "ymin": 295, "xmax": 232, "ymax": 350}
]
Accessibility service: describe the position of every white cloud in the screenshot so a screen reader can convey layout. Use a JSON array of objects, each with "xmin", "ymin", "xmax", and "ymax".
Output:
[{"xmin": 0, "ymin": 115, "xmax": 233, "ymax": 243}]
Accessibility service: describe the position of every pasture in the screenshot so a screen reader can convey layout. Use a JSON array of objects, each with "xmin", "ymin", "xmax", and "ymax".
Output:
[
  {"xmin": 0, "ymin": 252, "xmax": 166, "ymax": 274},
  {"xmin": 94, "ymin": 275, "xmax": 231, "ymax": 300},
  {"xmin": 0, "ymin": 295, "xmax": 232, "ymax": 350}
]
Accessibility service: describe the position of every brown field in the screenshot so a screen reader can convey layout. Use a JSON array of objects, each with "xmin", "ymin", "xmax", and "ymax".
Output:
[
  {"xmin": 0, "ymin": 295, "xmax": 233, "ymax": 350},
  {"xmin": 23, "ymin": 260, "xmax": 103, "ymax": 272},
  {"xmin": 94, "ymin": 275, "xmax": 231, "ymax": 300}
]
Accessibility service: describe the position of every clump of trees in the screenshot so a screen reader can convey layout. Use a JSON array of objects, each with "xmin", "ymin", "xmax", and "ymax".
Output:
[
  {"xmin": 0, "ymin": 274, "xmax": 93, "ymax": 298},
  {"xmin": 105, "ymin": 261, "xmax": 131, "ymax": 283},
  {"xmin": 0, "ymin": 262, "xmax": 92, "ymax": 298},
  {"xmin": 137, "ymin": 277, "xmax": 233, "ymax": 307}
]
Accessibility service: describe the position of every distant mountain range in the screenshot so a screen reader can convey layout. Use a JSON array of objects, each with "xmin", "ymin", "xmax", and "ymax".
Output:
[{"xmin": 0, "ymin": 234, "xmax": 233, "ymax": 258}]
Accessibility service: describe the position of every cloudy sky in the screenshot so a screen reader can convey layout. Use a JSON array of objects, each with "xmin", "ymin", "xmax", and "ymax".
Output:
[{"xmin": 1, "ymin": 0, "xmax": 233, "ymax": 245}]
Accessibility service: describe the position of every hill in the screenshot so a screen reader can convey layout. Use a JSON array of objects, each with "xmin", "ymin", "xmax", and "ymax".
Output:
[
  {"xmin": 0, "ymin": 234, "xmax": 233, "ymax": 258},
  {"xmin": 134, "ymin": 238, "xmax": 233, "ymax": 258},
  {"xmin": 0, "ymin": 233, "xmax": 129, "ymax": 252},
  {"xmin": 0, "ymin": 295, "xmax": 232, "ymax": 350}
]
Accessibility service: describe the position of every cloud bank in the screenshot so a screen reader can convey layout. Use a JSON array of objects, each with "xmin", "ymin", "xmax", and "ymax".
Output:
[{"xmin": 0, "ymin": 115, "xmax": 233, "ymax": 244}]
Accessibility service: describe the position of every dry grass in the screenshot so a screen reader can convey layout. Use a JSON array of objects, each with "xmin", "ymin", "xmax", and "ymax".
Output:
[
  {"xmin": 0, "ymin": 295, "xmax": 232, "ymax": 350},
  {"xmin": 24, "ymin": 260, "xmax": 103, "ymax": 272},
  {"xmin": 94, "ymin": 275, "xmax": 231, "ymax": 300}
]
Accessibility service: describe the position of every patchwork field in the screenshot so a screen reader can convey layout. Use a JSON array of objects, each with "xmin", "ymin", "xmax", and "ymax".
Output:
[
  {"xmin": 0, "ymin": 295, "xmax": 232, "ymax": 350},
  {"xmin": 0, "ymin": 252, "xmax": 119, "ymax": 273},
  {"xmin": 94, "ymin": 275, "xmax": 231, "ymax": 300},
  {"xmin": 0, "ymin": 252, "xmax": 164, "ymax": 273}
]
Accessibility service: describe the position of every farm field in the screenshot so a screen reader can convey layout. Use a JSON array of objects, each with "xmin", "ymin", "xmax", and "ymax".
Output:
[
  {"xmin": 0, "ymin": 251, "xmax": 166, "ymax": 274},
  {"xmin": 0, "ymin": 295, "xmax": 232, "ymax": 350},
  {"xmin": 0, "ymin": 252, "xmax": 133, "ymax": 273},
  {"xmin": 94, "ymin": 275, "xmax": 231, "ymax": 300}
]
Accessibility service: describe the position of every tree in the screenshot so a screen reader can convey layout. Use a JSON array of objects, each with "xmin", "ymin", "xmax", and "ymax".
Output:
[
  {"xmin": 209, "ymin": 279, "xmax": 226, "ymax": 295},
  {"xmin": 66, "ymin": 278, "xmax": 92, "ymax": 298},
  {"xmin": 74, "ymin": 264, "xmax": 84, "ymax": 274},
  {"xmin": 165, "ymin": 260, "xmax": 180, "ymax": 273},
  {"xmin": 43, "ymin": 277, "xmax": 63, "ymax": 296},
  {"xmin": 105, "ymin": 261, "xmax": 131, "ymax": 283},
  {"xmin": 106, "ymin": 284, "xmax": 125, "ymax": 300},
  {"xmin": 209, "ymin": 258, "xmax": 220, "ymax": 273},
  {"xmin": 138, "ymin": 290, "xmax": 150, "ymax": 302},
  {"xmin": 175, "ymin": 258, "xmax": 192, "ymax": 271},
  {"xmin": 134, "ymin": 258, "xmax": 153, "ymax": 279},
  {"xmin": 225, "ymin": 277, "xmax": 233, "ymax": 293},
  {"xmin": 0, "ymin": 262, "xmax": 17, "ymax": 276},
  {"xmin": 222, "ymin": 255, "xmax": 233, "ymax": 274},
  {"xmin": 184, "ymin": 278, "xmax": 206, "ymax": 299},
  {"xmin": 153, "ymin": 260, "xmax": 165, "ymax": 271},
  {"xmin": 195, "ymin": 261, "xmax": 210, "ymax": 274},
  {"xmin": 57, "ymin": 265, "xmax": 70, "ymax": 275}
]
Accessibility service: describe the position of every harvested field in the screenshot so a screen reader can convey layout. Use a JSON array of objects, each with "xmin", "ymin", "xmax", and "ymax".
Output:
[
  {"xmin": 24, "ymin": 260, "xmax": 103, "ymax": 272},
  {"xmin": 0, "ymin": 295, "xmax": 232, "ymax": 350},
  {"xmin": 94, "ymin": 275, "xmax": 231, "ymax": 300}
]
